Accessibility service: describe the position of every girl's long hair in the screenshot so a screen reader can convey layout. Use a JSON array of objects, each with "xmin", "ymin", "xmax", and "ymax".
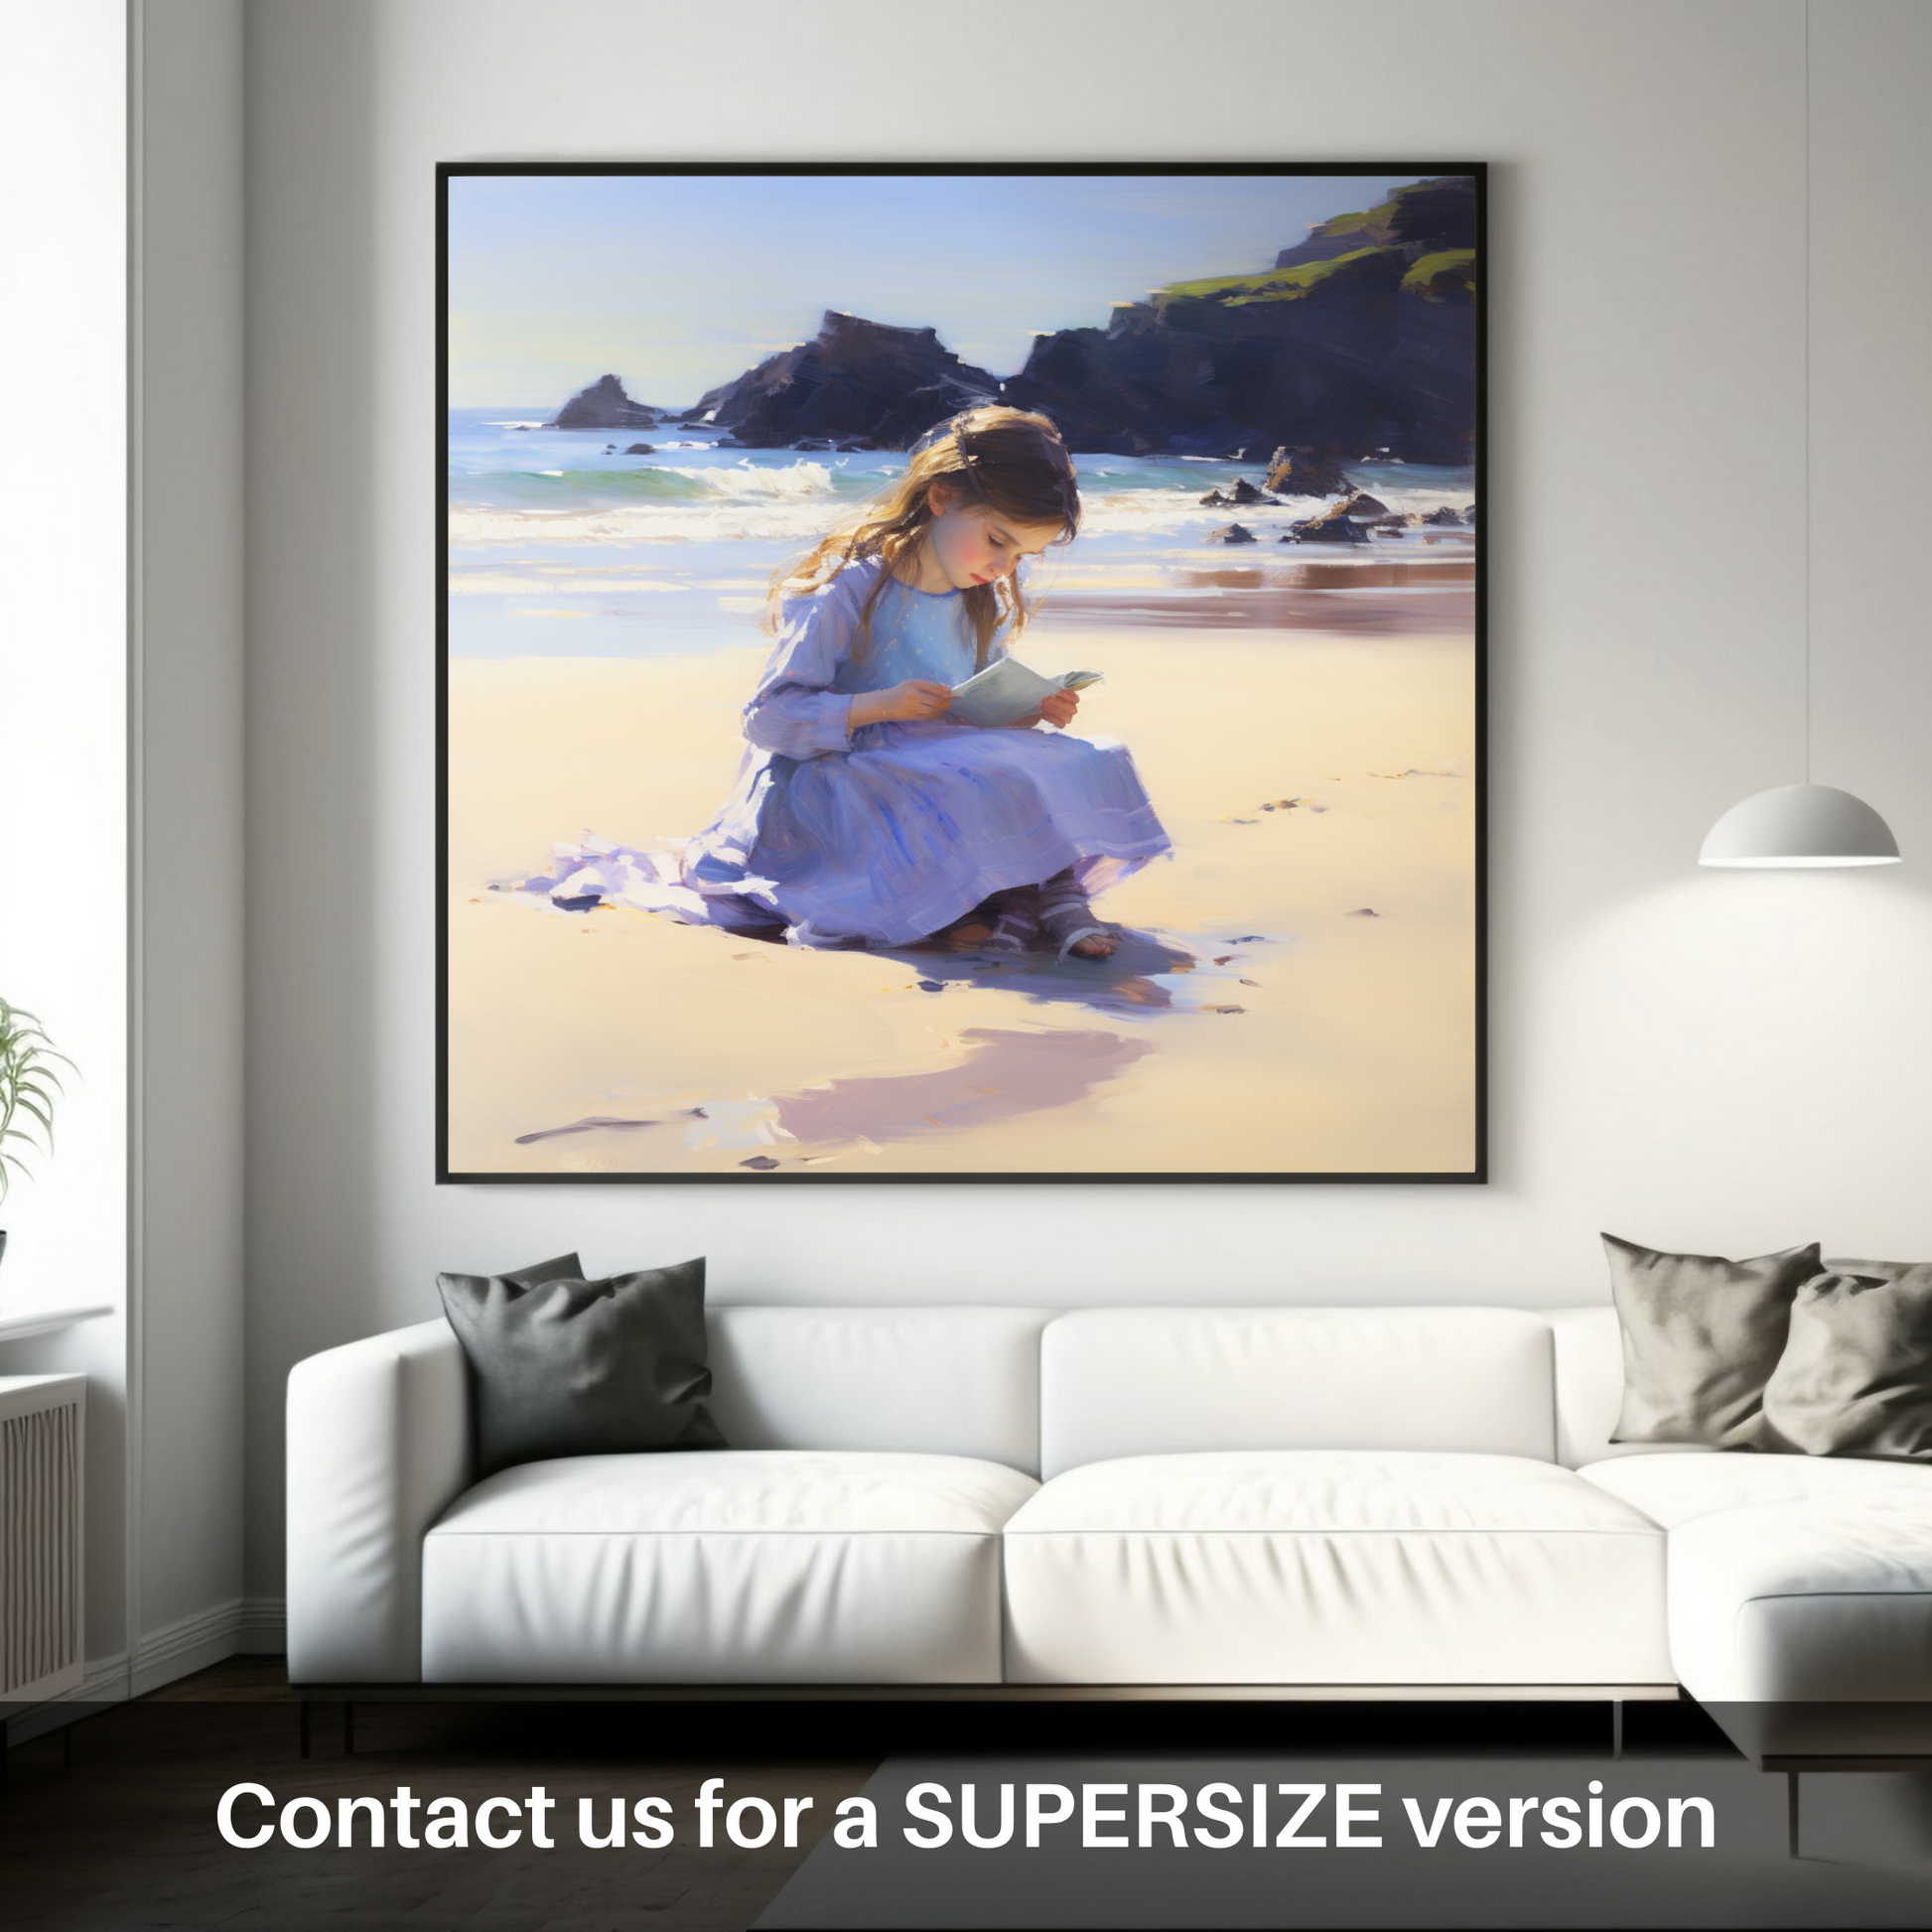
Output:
[{"xmin": 766, "ymin": 405, "xmax": 1080, "ymax": 669}]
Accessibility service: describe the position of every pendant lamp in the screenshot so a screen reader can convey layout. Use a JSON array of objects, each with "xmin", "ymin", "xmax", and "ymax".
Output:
[
  {"xmin": 1700, "ymin": 783, "xmax": 1899, "ymax": 868},
  {"xmin": 1699, "ymin": 1, "xmax": 1900, "ymax": 870}
]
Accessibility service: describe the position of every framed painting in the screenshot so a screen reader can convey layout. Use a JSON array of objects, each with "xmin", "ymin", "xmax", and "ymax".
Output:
[{"xmin": 439, "ymin": 163, "xmax": 1484, "ymax": 1182}]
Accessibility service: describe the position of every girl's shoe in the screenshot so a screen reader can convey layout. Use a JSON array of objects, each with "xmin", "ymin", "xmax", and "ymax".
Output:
[
  {"xmin": 1039, "ymin": 873, "xmax": 1120, "ymax": 961},
  {"xmin": 983, "ymin": 884, "xmax": 1041, "ymax": 954},
  {"xmin": 786, "ymin": 919, "xmax": 869, "ymax": 949}
]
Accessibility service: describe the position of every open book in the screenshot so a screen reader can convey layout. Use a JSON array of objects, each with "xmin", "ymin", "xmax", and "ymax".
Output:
[{"xmin": 949, "ymin": 657, "xmax": 1103, "ymax": 729}]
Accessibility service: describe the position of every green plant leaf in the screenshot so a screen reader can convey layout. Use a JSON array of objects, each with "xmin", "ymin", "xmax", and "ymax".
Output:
[{"xmin": 0, "ymin": 995, "xmax": 71, "ymax": 1194}]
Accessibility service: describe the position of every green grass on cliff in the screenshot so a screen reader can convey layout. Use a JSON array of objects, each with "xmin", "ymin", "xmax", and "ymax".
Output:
[
  {"xmin": 1316, "ymin": 199, "xmax": 1398, "ymax": 239},
  {"xmin": 1150, "ymin": 182, "xmax": 1477, "ymax": 318},
  {"xmin": 1400, "ymin": 248, "xmax": 1477, "ymax": 296},
  {"xmin": 1157, "ymin": 247, "xmax": 1382, "ymax": 308}
]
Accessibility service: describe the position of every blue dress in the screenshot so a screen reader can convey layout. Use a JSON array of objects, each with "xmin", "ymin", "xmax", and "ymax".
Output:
[{"xmin": 673, "ymin": 560, "xmax": 1172, "ymax": 947}]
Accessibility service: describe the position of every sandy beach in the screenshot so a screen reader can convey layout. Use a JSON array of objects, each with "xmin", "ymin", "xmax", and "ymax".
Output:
[{"xmin": 446, "ymin": 614, "xmax": 1476, "ymax": 1178}]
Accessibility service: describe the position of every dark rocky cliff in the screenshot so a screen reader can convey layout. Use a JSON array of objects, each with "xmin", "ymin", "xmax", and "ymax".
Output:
[
  {"xmin": 693, "ymin": 311, "xmax": 1002, "ymax": 450},
  {"xmin": 544, "ymin": 373, "xmax": 660, "ymax": 430},
  {"xmin": 565, "ymin": 177, "xmax": 1476, "ymax": 463},
  {"xmin": 1002, "ymin": 177, "xmax": 1477, "ymax": 463}
]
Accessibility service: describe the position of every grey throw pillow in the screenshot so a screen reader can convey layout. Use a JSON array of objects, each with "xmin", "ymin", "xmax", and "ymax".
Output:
[
  {"xmin": 436, "ymin": 1253, "xmax": 724, "ymax": 1478},
  {"xmin": 1603, "ymin": 1233, "xmax": 1822, "ymax": 1449},
  {"xmin": 1762, "ymin": 1268, "xmax": 1932, "ymax": 1460}
]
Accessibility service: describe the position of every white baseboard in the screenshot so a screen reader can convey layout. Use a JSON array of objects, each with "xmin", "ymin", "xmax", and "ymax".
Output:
[
  {"xmin": 71, "ymin": 1651, "xmax": 134, "ymax": 1703},
  {"xmin": 5, "ymin": 1651, "xmax": 131, "ymax": 1744},
  {"xmin": 234, "ymin": 1594, "xmax": 286, "ymax": 1655},
  {"xmin": 6, "ymin": 1598, "xmax": 290, "ymax": 1742},
  {"xmin": 128, "ymin": 1598, "xmax": 248, "ymax": 1699}
]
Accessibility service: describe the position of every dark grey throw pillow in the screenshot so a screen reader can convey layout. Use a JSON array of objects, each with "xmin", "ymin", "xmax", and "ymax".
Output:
[
  {"xmin": 436, "ymin": 1254, "xmax": 724, "ymax": 1477},
  {"xmin": 1603, "ymin": 1233, "xmax": 1822, "ymax": 1449},
  {"xmin": 1762, "ymin": 1268, "xmax": 1932, "ymax": 1460}
]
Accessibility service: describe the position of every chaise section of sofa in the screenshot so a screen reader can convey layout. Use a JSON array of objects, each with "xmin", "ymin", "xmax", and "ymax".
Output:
[{"xmin": 1554, "ymin": 1304, "xmax": 1932, "ymax": 1758}]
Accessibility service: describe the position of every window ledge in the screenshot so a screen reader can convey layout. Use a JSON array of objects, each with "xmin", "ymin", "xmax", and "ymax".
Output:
[{"xmin": 0, "ymin": 1302, "xmax": 115, "ymax": 1344}]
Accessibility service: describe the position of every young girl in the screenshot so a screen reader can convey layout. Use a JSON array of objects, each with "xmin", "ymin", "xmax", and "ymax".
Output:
[{"xmin": 673, "ymin": 405, "xmax": 1171, "ymax": 958}]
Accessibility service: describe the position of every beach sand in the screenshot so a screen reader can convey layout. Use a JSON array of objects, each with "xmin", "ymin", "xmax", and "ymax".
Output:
[{"xmin": 446, "ymin": 621, "xmax": 1476, "ymax": 1177}]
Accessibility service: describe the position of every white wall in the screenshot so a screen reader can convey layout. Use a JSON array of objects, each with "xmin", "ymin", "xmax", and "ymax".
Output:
[
  {"xmin": 240, "ymin": 0, "xmax": 1932, "ymax": 1604},
  {"xmin": 129, "ymin": 0, "xmax": 248, "ymax": 1683}
]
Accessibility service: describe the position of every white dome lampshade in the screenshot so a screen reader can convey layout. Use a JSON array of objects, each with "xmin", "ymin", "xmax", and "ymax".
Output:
[{"xmin": 1699, "ymin": 783, "xmax": 1900, "ymax": 868}]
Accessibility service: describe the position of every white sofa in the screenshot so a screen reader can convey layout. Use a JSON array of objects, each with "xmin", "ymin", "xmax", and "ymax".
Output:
[{"xmin": 286, "ymin": 1304, "xmax": 1932, "ymax": 1725}]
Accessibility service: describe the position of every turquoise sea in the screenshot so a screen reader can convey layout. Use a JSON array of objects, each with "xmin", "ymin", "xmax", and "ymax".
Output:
[{"xmin": 446, "ymin": 408, "xmax": 1477, "ymax": 660}]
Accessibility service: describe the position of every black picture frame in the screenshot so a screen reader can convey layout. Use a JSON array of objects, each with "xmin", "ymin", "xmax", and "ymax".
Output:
[{"xmin": 439, "ymin": 162, "xmax": 1485, "ymax": 1184}]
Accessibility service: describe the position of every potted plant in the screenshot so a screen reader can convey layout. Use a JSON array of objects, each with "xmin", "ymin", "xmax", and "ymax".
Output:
[{"xmin": 0, "ymin": 996, "xmax": 71, "ymax": 1271}]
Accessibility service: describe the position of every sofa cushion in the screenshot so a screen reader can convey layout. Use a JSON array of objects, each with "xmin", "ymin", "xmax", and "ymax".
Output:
[
  {"xmin": 1664, "ymin": 1497, "xmax": 1932, "ymax": 1707},
  {"xmin": 420, "ymin": 1449, "xmax": 1036, "ymax": 1684},
  {"xmin": 1578, "ymin": 1448, "xmax": 1932, "ymax": 1528},
  {"xmin": 1037, "ymin": 1309, "xmax": 1557, "ymax": 1478},
  {"xmin": 1002, "ymin": 1449, "xmax": 1670, "ymax": 1685},
  {"xmin": 706, "ymin": 1306, "xmax": 1052, "ymax": 1474}
]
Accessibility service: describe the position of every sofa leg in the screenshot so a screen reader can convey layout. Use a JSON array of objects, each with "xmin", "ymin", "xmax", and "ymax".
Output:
[
  {"xmin": 1610, "ymin": 1699, "xmax": 1623, "ymax": 1760},
  {"xmin": 299, "ymin": 1700, "xmax": 311, "ymax": 1760},
  {"xmin": 1786, "ymin": 1771, "xmax": 1800, "ymax": 1859}
]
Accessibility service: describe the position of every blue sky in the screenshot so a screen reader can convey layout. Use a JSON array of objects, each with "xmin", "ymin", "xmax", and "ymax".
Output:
[{"xmin": 447, "ymin": 172, "xmax": 1430, "ymax": 410}]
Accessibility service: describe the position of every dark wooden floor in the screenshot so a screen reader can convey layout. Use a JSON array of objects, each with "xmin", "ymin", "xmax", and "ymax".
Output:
[
  {"xmin": 1, "ymin": 1661, "xmax": 877, "ymax": 1930},
  {"xmin": 2, "ymin": 1664, "xmax": 1737, "ymax": 1929}
]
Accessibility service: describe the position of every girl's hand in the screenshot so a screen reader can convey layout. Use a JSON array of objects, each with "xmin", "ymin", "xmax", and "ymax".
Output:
[
  {"xmin": 1037, "ymin": 689, "xmax": 1080, "ymax": 729},
  {"xmin": 850, "ymin": 679, "xmax": 954, "ymax": 727}
]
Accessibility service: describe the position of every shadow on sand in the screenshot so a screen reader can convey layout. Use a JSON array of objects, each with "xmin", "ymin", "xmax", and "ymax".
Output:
[{"xmin": 873, "ymin": 924, "xmax": 1205, "ymax": 1022}]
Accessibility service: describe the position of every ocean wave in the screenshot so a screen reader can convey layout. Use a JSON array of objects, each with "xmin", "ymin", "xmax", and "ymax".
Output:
[
  {"xmin": 465, "ymin": 467, "xmax": 711, "ymax": 500},
  {"xmin": 458, "ymin": 456, "xmax": 854, "ymax": 500},
  {"xmin": 1075, "ymin": 485, "xmax": 1473, "ymax": 539},
  {"xmin": 447, "ymin": 473, "xmax": 1475, "ymax": 548},
  {"xmin": 449, "ymin": 572, "xmax": 685, "ymax": 596},
  {"xmin": 448, "ymin": 500, "xmax": 857, "ymax": 548},
  {"xmin": 669, "ymin": 459, "xmax": 842, "ymax": 498}
]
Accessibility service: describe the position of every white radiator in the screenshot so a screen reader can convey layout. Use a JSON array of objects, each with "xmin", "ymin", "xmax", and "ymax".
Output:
[{"xmin": 1, "ymin": 1374, "xmax": 85, "ymax": 1703}]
